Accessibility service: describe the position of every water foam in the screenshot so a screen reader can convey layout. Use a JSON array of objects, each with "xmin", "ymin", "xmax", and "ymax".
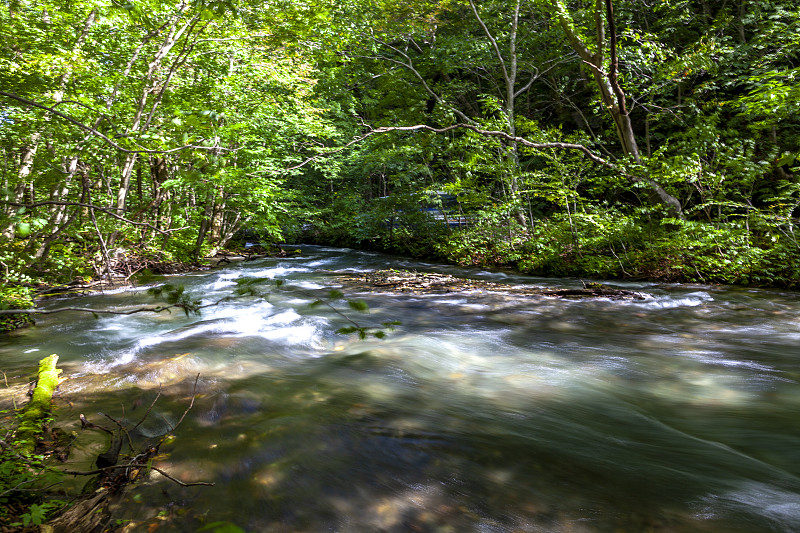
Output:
[
  {"xmin": 697, "ymin": 482, "xmax": 800, "ymax": 531},
  {"xmin": 636, "ymin": 291, "xmax": 714, "ymax": 309}
]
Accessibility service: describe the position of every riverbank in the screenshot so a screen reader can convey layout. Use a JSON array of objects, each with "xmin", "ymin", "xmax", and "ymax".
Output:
[{"xmin": 0, "ymin": 245, "xmax": 297, "ymax": 332}]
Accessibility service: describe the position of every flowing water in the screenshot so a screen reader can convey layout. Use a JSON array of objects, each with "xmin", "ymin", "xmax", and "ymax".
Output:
[{"xmin": 2, "ymin": 245, "xmax": 800, "ymax": 532}]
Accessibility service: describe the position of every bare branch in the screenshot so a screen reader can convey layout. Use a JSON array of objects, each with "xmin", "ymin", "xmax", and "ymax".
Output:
[
  {"xmin": 132, "ymin": 386, "xmax": 163, "ymax": 432},
  {"xmin": 468, "ymin": 0, "xmax": 511, "ymax": 86},
  {"xmin": 0, "ymin": 297, "xmax": 233, "ymax": 318},
  {"xmin": 369, "ymin": 123, "xmax": 614, "ymax": 166},
  {"xmin": 0, "ymin": 304, "xmax": 178, "ymax": 317},
  {"xmin": 363, "ymin": 37, "xmax": 476, "ymax": 125},
  {"xmin": 282, "ymin": 122, "xmax": 624, "ymax": 176},
  {"xmin": 167, "ymin": 373, "xmax": 200, "ymax": 435},
  {"xmin": 79, "ymin": 414, "xmax": 114, "ymax": 435}
]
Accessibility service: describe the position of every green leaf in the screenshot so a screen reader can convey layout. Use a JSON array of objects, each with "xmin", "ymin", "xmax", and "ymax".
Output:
[
  {"xmin": 197, "ymin": 521, "xmax": 247, "ymax": 533},
  {"xmin": 347, "ymin": 300, "xmax": 369, "ymax": 312}
]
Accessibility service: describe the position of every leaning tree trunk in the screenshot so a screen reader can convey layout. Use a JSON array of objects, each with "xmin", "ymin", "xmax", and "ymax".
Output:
[{"xmin": 552, "ymin": 0, "xmax": 683, "ymax": 218}]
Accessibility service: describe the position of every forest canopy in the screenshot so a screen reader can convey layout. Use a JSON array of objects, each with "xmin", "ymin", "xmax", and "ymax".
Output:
[{"xmin": 2, "ymin": 0, "xmax": 800, "ymax": 290}]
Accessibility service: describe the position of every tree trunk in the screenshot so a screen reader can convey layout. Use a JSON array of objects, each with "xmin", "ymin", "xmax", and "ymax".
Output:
[
  {"xmin": 552, "ymin": 0, "xmax": 683, "ymax": 217},
  {"xmin": 468, "ymin": 0, "xmax": 529, "ymax": 226},
  {"xmin": 1, "ymin": 9, "xmax": 97, "ymax": 239},
  {"xmin": 108, "ymin": 8, "xmax": 198, "ymax": 247}
]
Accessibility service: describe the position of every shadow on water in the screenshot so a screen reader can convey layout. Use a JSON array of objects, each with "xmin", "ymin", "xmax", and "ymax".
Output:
[{"xmin": 3, "ymin": 245, "xmax": 800, "ymax": 532}]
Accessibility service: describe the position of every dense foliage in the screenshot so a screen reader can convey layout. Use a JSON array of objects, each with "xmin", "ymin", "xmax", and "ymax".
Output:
[{"xmin": 2, "ymin": 0, "xmax": 800, "ymax": 291}]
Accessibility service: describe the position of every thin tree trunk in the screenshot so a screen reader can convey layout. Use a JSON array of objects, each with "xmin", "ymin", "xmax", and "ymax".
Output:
[
  {"xmin": 1, "ymin": 9, "xmax": 97, "ymax": 239},
  {"xmin": 108, "ymin": 7, "xmax": 198, "ymax": 247}
]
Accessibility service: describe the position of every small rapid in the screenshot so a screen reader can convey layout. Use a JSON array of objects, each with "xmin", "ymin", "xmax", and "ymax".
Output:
[{"xmin": 2, "ymin": 245, "xmax": 800, "ymax": 532}]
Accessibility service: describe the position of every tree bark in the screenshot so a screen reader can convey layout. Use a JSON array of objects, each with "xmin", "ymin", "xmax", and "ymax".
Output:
[{"xmin": 108, "ymin": 7, "xmax": 200, "ymax": 247}]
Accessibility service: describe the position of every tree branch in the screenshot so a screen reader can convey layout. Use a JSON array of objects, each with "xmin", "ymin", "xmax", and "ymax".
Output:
[
  {"xmin": 363, "ymin": 37, "xmax": 477, "ymax": 125},
  {"xmin": 283, "ymin": 122, "xmax": 624, "ymax": 175},
  {"xmin": 0, "ymin": 91, "xmax": 230, "ymax": 155},
  {"xmin": 367, "ymin": 123, "xmax": 614, "ymax": 167},
  {"xmin": 604, "ymin": 0, "xmax": 628, "ymax": 114},
  {"xmin": 1, "ymin": 200, "xmax": 175, "ymax": 234},
  {"xmin": 0, "ymin": 297, "xmax": 232, "ymax": 317},
  {"xmin": 468, "ymin": 0, "xmax": 511, "ymax": 87}
]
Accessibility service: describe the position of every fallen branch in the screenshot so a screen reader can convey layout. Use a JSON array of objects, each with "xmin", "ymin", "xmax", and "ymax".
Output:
[
  {"xmin": 0, "ymin": 305, "xmax": 194, "ymax": 316},
  {"xmin": 166, "ymin": 373, "xmax": 199, "ymax": 435},
  {"xmin": 62, "ymin": 464, "xmax": 214, "ymax": 487},
  {"xmin": 342, "ymin": 269, "xmax": 648, "ymax": 300}
]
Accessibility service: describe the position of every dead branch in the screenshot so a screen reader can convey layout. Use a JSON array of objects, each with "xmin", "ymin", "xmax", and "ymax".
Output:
[
  {"xmin": 79, "ymin": 414, "xmax": 113, "ymax": 435},
  {"xmin": 165, "ymin": 374, "xmax": 199, "ymax": 436},
  {"xmin": 68, "ymin": 375, "xmax": 211, "ymax": 492},
  {"xmin": 131, "ymin": 385, "xmax": 163, "ymax": 432},
  {"xmin": 0, "ymin": 304, "xmax": 194, "ymax": 317}
]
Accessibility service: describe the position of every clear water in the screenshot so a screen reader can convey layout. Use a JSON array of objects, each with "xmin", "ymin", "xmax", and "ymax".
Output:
[{"xmin": 2, "ymin": 245, "xmax": 800, "ymax": 532}]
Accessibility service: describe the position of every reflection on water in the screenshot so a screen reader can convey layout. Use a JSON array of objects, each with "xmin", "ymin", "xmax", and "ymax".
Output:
[{"xmin": 2, "ymin": 245, "xmax": 800, "ymax": 532}]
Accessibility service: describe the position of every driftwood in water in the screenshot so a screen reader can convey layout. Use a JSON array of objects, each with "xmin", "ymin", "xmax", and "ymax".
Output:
[
  {"xmin": 340, "ymin": 270, "xmax": 647, "ymax": 300},
  {"xmin": 206, "ymin": 244, "xmax": 301, "ymax": 266}
]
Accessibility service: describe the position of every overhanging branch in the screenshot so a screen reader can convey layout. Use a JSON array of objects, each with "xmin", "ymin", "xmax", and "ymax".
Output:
[
  {"xmin": 1, "ymin": 200, "xmax": 184, "ymax": 234},
  {"xmin": 0, "ymin": 91, "xmax": 229, "ymax": 155},
  {"xmin": 283, "ymin": 122, "xmax": 667, "ymax": 199}
]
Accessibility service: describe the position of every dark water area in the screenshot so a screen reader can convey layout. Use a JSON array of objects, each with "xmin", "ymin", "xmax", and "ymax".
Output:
[{"xmin": 2, "ymin": 246, "xmax": 800, "ymax": 532}]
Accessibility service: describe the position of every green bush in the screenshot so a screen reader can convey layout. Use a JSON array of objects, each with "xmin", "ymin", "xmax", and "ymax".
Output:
[{"xmin": 0, "ymin": 285, "xmax": 34, "ymax": 331}]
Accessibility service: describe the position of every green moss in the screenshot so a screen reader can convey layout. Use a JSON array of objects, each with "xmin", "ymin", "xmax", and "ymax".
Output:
[{"xmin": 16, "ymin": 355, "xmax": 61, "ymax": 452}]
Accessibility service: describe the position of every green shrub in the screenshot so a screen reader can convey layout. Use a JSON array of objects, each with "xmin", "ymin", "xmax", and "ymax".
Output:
[{"xmin": 0, "ymin": 285, "xmax": 34, "ymax": 331}]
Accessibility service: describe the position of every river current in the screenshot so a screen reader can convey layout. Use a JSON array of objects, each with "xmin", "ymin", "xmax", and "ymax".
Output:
[{"xmin": 2, "ymin": 246, "xmax": 800, "ymax": 532}]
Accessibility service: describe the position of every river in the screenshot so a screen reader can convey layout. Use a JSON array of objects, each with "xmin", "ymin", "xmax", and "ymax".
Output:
[{"xmin": 2, "ymin": 245, "xmax": 800, "ymax": 532}]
